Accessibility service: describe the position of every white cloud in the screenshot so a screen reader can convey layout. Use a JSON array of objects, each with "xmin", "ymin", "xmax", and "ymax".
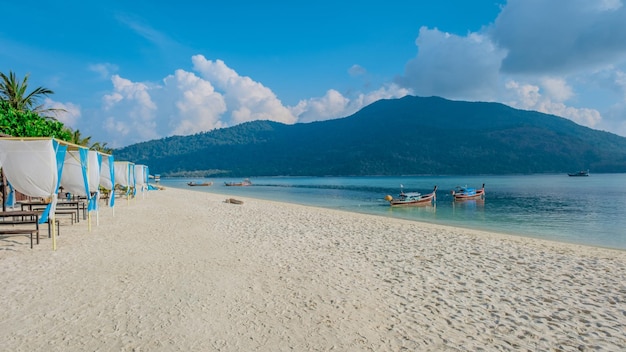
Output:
[
  {"xmin": 88, "ymin": 63, "xmax": 118, "ymax": 79},
  {"xmin": 397, "ymin": 27, "xmax": 506, "ymax": 102},
  {"xmin": 87, "ymin": 57, "xmax": 412, "ymax": 147},
  {"xmin": 348, "ymin": 64, "xmax": 367, "ymax": 77},
  {"xmin": 160, "ymin": 69, "xmax": 227, "ymax": 135},
  {"xmin": 43, "ymin": 98, "xmax": 81, "ymax": 126},
  {"xmin": 103, "ymin": 92, "xmax": 123, "ymax": 108},
  {"xmin": 603, "ymin": 101, "xmax": 626, "ymax": 135},
  {"xmin": 540, "ymin": 78, "xmax": 574, "ymax": 102},
  {"xmin": 594, "ymin": 70, "xmax": 626, "ymax": 135},
  {"xmin": 504, "ymin": 81, "xmax": 540, "ymax": 107},
  {"xmin": 351, "ymin": 83, "xmax": 412, "ymax": 108},
  {"xmin": 491, "ymin": 0, "xmax": 626, "ymax": 74},
  {"xmin": 292, "ymin": 89, "xmax": 350, "ymax": 123},
  {"xmin": 505, "ymin": 80, "xmax": 602, "ymax": 128},
  {"xmin": 191, "ymin": 55, "xmax": 297, "ymax": 125},
  {"xmin": 598, "ymin": 0, "xmax": 622, "ymax": 11},
  {"xmin": 292, "ymin": 84, "xmax": 411, "ymax": 123},
  {"xmin": 101, "ymin": 75, "xmax": 159, "ymax": 143},
  {"xmin": 616, "ymin": 70, "xmax": 626, "ymax": 99},
  {"xmin": 392, "ymin": 1, "xmax": 626, "ymax": 137},
  {"xmin": 116, "ymin": 14, "xmax": 175, "ymax": 49}
]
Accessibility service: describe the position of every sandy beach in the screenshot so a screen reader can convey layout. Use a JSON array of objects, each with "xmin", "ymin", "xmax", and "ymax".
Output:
[{"xmin": 1, "ymin": 187, "xmax": 625, "ymax": 351}]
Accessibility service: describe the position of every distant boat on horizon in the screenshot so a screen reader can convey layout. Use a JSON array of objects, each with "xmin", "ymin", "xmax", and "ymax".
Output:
[
  {"xmin": 568, "ymin": 170, "xmax": 589, "ymax": 177},
  {"xmin": 187, "ymin": 181, "xmax": 213, "ymax": 186},
  {"xmin": 224, "ymin": 178, "xmax": 252, "ymax": 187}
]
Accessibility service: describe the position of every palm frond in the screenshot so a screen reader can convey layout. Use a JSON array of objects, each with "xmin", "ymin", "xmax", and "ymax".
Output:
[{"xmin": 0, "ymin": 70, "xmax": 55, "ymax": 112}]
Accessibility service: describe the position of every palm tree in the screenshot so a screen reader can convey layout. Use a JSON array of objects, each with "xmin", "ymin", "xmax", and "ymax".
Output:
[
  {"xmin": 70, "ymin": 129, "xmax": 92, "ymax": 147},
  {"xmin": 91, "ymin": 141, "xmax": 114, "ymax": 154},
  {"xmin": 0, "ymin": 70, "xmax": 64, "ymax": 119}
]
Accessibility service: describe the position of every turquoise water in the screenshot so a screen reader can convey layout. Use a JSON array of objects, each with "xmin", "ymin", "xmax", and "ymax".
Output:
[{"xmin": 161, "ymin": 174, "xmax": 626, "ymax": 250}]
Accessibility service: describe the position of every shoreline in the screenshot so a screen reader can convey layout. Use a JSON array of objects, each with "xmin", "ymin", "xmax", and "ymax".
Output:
[
  {"xmin": 1, "ymin": 187, "xmax": 625, "ymax": 350},
  {"xmin": 172, "ymin": 183, "xmax": 626, "ymax": 253}
]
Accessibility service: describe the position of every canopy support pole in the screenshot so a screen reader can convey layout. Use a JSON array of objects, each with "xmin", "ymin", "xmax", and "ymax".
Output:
[{"xmin": 52, "ymin": 215, "xmax": 57, "ymax": 251}]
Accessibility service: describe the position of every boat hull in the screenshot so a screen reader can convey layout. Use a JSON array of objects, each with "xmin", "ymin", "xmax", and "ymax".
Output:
[
  {"xmin": 224, "ymin": 179, "xmax": 252, "ymax": 186},
  {"xmin": 188, "ymin": 182, "xmax": 213, "ymax": 186},
  {"xmin": 452, "ymin": 184, "xmax": 485, "ymax": 201},
  {"xmin": 568, "ymin": 169, "xmax": 590, "ymax": 177},
  {"xmin": 389, "ymin": 195, "xmax": 435, "ymax": 207},
  {"xmin": 387, "ymin": 186, "xmax": 437, "ymax": 207},
  {"xmin": 453, "ymin": 194, "xmax": 484, "ymax": 200}
]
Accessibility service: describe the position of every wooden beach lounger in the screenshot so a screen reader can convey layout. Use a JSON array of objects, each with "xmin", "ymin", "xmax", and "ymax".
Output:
[{"xmin": 0, "ymin": 210, "xmax": 41, "ymax": 248}]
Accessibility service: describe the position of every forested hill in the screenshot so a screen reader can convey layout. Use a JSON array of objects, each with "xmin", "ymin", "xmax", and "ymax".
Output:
[{"xmin": 114, "ymin": 95, "xmax": 626, "ymax": 176}]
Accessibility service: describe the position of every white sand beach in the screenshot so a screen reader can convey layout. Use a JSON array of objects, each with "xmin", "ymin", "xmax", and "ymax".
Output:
[{"xmin": 1, "ymin": 187, "xmax": 625, "ymax": 351}]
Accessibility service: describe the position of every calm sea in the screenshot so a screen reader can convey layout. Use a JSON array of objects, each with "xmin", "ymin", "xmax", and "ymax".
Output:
[{"xmin": 160, "ymin": 174, "xmax": 626, "ymax": 250}]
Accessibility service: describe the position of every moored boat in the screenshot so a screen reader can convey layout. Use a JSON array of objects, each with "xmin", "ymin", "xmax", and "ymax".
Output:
[
  {"xmin": 224, "ymin": 178, "xmax": 252, "ymax": 186},
  {"xmin": 385, "ymin": 186, "xmax": 437, "ymax": 206},
  {"xmin": 568, "ymin": 170, "xmax": 589, "ymax": 177},
  {"xmin": 451, "ymin": 184, "xmax": 485, "ymax": 201},
  {"xmin": 187, "ymin": 181, "xmax": 213, "ymax": 186}
]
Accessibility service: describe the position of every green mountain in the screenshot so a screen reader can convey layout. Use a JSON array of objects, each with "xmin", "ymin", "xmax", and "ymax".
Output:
[{"xmin": 114, "ymin": 96, "xmax": 626, "ymax": 176}]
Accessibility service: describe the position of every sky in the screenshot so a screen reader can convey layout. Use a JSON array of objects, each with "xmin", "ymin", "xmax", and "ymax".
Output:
[{"xmin": 2, "ymin": 0, "xmax": 626, "ymax": 148}]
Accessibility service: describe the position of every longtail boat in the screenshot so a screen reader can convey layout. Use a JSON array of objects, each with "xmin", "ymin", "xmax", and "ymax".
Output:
[
  {"xmin": 568, "ymin": 170, "xmax": 589, "ymax": 177},
  {"xmin": 224, "ymin": 178, "xmax": 252, "ymax": 187},
  {"xmin": 187, "ymin": 181, "xmax": 213, "ymax": 186},
  {"xmin": 385, "ymin": 186, "xmax": 437, "ymax": 207},
  {"xmin": 451, "ymin": 184, "xmax": 485, "ymax": 201}
]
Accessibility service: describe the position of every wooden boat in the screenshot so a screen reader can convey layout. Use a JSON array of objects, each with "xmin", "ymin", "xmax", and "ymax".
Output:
[
  {"xmin": 224, "ymin": 178, "xmax": 252, "ymax": 187},
  {"xmin": 451, "ymin": 184, "xmax": 485, "ymax": 201},
  {"xmin": 187, "ymin": 181, "xmax": 213, "ymax": 186},
  {"xmin": 385, "ymin": 186, "xmax": 437, "ymax": 207},
  {"xmin": 568, "ymin": 170, "xmax": 589, "ymax": 177}
]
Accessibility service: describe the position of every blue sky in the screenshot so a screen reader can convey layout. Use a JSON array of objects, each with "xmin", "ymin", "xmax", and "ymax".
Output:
[{"xmin": 2, "ymin": 0, "xmax": 626, "ymax": 148}]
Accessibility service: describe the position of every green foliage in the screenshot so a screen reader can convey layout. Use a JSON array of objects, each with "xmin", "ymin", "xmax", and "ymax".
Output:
[
  {"xmin": 69, "ymin": 129, "xmax": 91, "ymax": 146},
  {"xmin": 90, "ymin": 141, "xmax": 114, "ymax": 154},
  {"xmin": 0, "ymin": 100, "xmax": 72, "ymax": 141}
]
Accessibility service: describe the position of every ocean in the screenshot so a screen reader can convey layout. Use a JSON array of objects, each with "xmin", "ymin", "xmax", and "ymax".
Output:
[{"xmin": 160, "ymin": 174, "xmax": 626, "ymax": 250}]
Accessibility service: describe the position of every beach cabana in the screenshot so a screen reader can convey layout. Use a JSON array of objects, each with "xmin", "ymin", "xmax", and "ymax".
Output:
[
  {"xmin": 60, "ymin": 148, "xmax": 101, "ymax": 231},
  {"xmin": 114, "ymin": 161, "xmax": 135, "ymax": 202},
  {"xmin": 134, "ymin": 164, "xmax": 149, "ymax": 199},
  {"xmin": 99, "ymin": 154, "xmax": 115, "ymax": 208},
  {"xmin": 0, "ymin": 138, "xmax": 69, "ymax": 249}
]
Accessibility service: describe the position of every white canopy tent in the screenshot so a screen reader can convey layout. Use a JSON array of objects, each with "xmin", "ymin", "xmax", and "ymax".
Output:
[
  {"xmin": 99, "ymin": 154, "xmax": 115, "ymax": 208},
  {"xmin": 87, "ymin": 151, "xmax": 101, "ymax": 200},
  {"xmin": 60, "ymin": 148, "xmax": 101, "ymax": 231},
  {"xmin": 0, "ymin": 137, "xmax": 153, "ymax": 250},
  {"xmin": 134, "ymin": 164, "xmax": 149, "ymax": 199},
  {"xmin": 0, "ymin": 138, "xmax": 69, "ymax": 250},
  {"xmin": 114, "ymin": 161, "xmax": 135, "ymax": 203}
]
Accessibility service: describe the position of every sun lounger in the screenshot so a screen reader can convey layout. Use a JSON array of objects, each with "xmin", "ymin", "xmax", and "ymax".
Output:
[
  {"xmin": 0, "ymin": 211, "xmax": 41, "ymax": 248},
  {"xmin": 0, "ymin": 228, "xmax": 39, "ymax": 248}
]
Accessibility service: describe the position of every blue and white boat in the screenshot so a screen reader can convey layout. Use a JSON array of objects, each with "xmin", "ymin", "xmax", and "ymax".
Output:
[{"xmin": 451, "ymin": 184, "xmax": 485, "ymax": 201}]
